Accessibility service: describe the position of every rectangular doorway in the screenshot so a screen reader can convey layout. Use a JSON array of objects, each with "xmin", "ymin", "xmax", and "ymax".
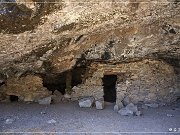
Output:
[{"xmin": 102, "ymin": 75, "xmax": 117, "ymax": 103}]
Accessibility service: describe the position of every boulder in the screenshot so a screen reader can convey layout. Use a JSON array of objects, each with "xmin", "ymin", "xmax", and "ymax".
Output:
[
  {"xmin": 126, "ymin": 103, "xmax": 138, "ymax": 113},
  {"xmin": 118, "ymin": 108, "xmax": 134, "ymax": 116},
  {"xmin": 118, "ymin": 103, "xmax": 141, "ymax": 116},
  {"xmin": 78, "ymin": 97, "xmax": 94, "ymax": 108},
  {"xmin": 95, "ymin": 98, "xmax": 104, "ymax": 110},
  {"xmin": 52, "ymin": 90, "xmax": 63, "ymax": 103},
  {"xmin": 38, "ymin": 96, "xmax": 52, "ymax": 105}
]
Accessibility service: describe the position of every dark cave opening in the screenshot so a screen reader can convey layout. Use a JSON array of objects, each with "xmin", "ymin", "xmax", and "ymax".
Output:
[
  {"xmin": 10, "ymin": 95, "xmax": 18, "ymax": 102},
  {"xmin": 102, "ymin": 75, "xmax": 117, "ymax": 103},
  {"xmin": 42, "ymin": 66, "xmax": 87, "ymax": 95}
]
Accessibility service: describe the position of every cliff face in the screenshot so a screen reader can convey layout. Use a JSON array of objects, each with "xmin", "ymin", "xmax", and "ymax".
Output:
[
  {"xmin": 0, "ymin": 0, "xmax": 179, "ymax": 73},
  {"xmin": 0, "ymin": 0, "xmax": 179, "ymax": 103}
]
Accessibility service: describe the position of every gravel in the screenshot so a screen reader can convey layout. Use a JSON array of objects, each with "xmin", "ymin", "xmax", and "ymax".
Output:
[{"xmin": 0, "ymin": 101, "xmax": 180, "ymax": 134}]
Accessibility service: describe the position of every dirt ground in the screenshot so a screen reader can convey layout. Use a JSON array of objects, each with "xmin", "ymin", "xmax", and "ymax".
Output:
[{"xmin": 0, "ymin": 101, "xmax": 180, "ymax": 135}]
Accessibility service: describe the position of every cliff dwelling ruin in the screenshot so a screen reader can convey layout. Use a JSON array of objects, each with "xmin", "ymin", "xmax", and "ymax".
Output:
[
  {"xmin": 0, "ymin": 0, "xmax": 179, "ymax": 111},
  {"xmin": 0, "ymin": 0, "xmax": 180, "ymax": 133}
]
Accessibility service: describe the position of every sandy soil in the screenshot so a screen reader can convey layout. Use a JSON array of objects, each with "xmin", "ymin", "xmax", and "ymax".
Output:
[{"xmin": 0, "ymin": 101, "xmax": 180, "ymax": 135}]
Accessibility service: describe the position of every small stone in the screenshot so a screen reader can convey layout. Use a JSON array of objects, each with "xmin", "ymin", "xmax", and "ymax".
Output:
[
  {"xmin": 135, "ymin": 111, "xmax": 142, "ymax": 116},
  {"xmin": 47, "ymin": 119, "xmax": 56, "ymax": 124},
  {"xmin": 40, "ymin": 57, "xmax": 47, "ymax": 61},
  {"xmin": 118, "ymin": 103, "xmax": 140, "ymax": 116},
  {"xmin": 118, "ymin": 108, "xmax": 133, "ymax": 116},
  {"xmin": 114, "ymin": 102, "xmax": 124, "ymax": 112},
  {"xmin": 38, "ymin": 96, "xmax": 52, "ymax": 105},
  {"xmin": 126, "ymin": 103, "xmax": 138, "ymax": 113},
  {"xmin": 64, "ymin": 93, "xmax": 71, "ymax": 99},
  {"xmin": 40, "ymin": 111, "xmax": 46, "ymax": 114},
  {"xmin": 36, "ymin": 60, "xmax": 43, "ymax": 68},
  {"xmin": 167, "ymin": 114, "xmax": 174, "ymax": 117},
  {"xmin": 142, "ymin": 104, "xmax": 148, "ymax": 109},
  {"xmin": 5, "ymin": 119, "xmax": 14, "ymax": 124},
  {"xmin": 78, "ymin": 97, "xmax": 94, "ymax": 108},
  {"xmin": 145, "ymin": 103, "xmax": 159, "ymax": 108},
  {"xmin": 95, "ymin": 99, "xmax": 104, "ymax": 110},
  {"xmin": 114, "ymin": 105, "xmax": 119, "ymax": 112}
]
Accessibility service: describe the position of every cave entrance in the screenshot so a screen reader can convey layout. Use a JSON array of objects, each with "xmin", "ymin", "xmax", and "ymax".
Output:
[
  {"xmin": 42, "ymin": 66, "xmax": 87, "ymax": 95},
  {"xmin": 10, "ymin": 95, "xmax": 19, "ymax": 102},
  {"xmin": 102, "ymin": 75, "xmax": 117, "ymax": 103}
]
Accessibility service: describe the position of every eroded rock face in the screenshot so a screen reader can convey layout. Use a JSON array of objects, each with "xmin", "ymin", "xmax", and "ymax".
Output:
[
  {"xmin": 0, "ymin": 0, "xmax": 179, "ymax": 104},
  {"xmin": 0, "ymin": 75, "xmax": 51, "ymax": 102}
]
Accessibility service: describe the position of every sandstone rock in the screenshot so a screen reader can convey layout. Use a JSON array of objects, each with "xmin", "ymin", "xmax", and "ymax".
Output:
[
  {"xmin": 78, "ymin": 97, "xmax": 94, "ymax": 108},
  {"xmin": 0, "ymin": 0, "xmax": 179, "ymax": 106},
  {"xmin": 38, "ymin": 96, "xmax": 52, "ymax": 105},
  {"xmin": 95, "ymin": 98, "xmax": 104, "ymax": 110},
  {"xmin": 1, "ymin": 75, "xmax": 52, "ymax": 102}
]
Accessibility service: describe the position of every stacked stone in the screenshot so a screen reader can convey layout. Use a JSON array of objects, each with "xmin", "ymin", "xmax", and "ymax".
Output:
[
  {"xmin": 0, "ymin": 75, "xmax": 52, "ymax": 102},
  {"xmin": 71, "ymin": 59, "xmax": 178, "ymax": 106}
]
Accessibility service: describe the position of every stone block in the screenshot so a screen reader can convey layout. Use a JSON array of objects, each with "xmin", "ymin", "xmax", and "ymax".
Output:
[
  {"xmin": 38, "ymin": 96, "xmax": 52, "ymax": 105},
  {"xmin": 95, "ymin": 98, "xmax": 104, "ymax": 110},
  {"xmin": 78, "ymin": 96, "xmax": 94, "ymax": 108}
]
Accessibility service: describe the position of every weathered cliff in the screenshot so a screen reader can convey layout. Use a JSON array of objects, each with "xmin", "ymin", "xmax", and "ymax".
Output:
[{"xmin": 0, "ymin": 0, "xmax": 179, "ymax": 103}]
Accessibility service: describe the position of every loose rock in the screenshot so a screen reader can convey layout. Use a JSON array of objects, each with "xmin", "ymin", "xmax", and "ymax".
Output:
[
  {"xmin": 118, "ymin": 103, "xmax": 141, "ymax": 116},
  {"xmin": 126, "ymin": 103, "xmax": 138, "ymax": 113},
  {"xmin": 95, "ymin": 98, "xmax": 104, "ymax": 110},
  {"xmin": 118, "ymin": 108, "xmax": 134, "ymax": 116},
  {"xmin": 114, "ymin": 102, "xmax": 124, "ymax": 112},
  {"xmin": 5, "ymin": 118, "xmax": 14, "ymax": 124},
  {"xmin": 52, "ymin": 90, "xmax": 63, "ymax": 103},
  {"xmin": 78, "ymin": 97, "xmax": 94, "ymax": 108},
  {"xmin": 142, "ymin": 104, "xmax": 149, "ymax": 109},
  {"xmin": 136, "ymin": 111, "xmax": 142, "ymax": 116},
  {"xmin": 47, "ymin": 119, "xmax": 56, "ymax": 124},
  {"xmin": 38, "ymin": 96, "xmax": 52, "ymax": 105},
  {"xmin": 167, "ymin": 114, "xmax": 174, "ymax": 117}
]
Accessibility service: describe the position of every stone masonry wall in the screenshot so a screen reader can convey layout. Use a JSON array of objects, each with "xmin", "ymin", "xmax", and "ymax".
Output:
[
  {"xmin": 0, "ymin": 75, "xmax": 51, "ymax": 102},
  {"xmin": 71, "ymin": 59, "xmax": 179, "ymax": 105}
]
